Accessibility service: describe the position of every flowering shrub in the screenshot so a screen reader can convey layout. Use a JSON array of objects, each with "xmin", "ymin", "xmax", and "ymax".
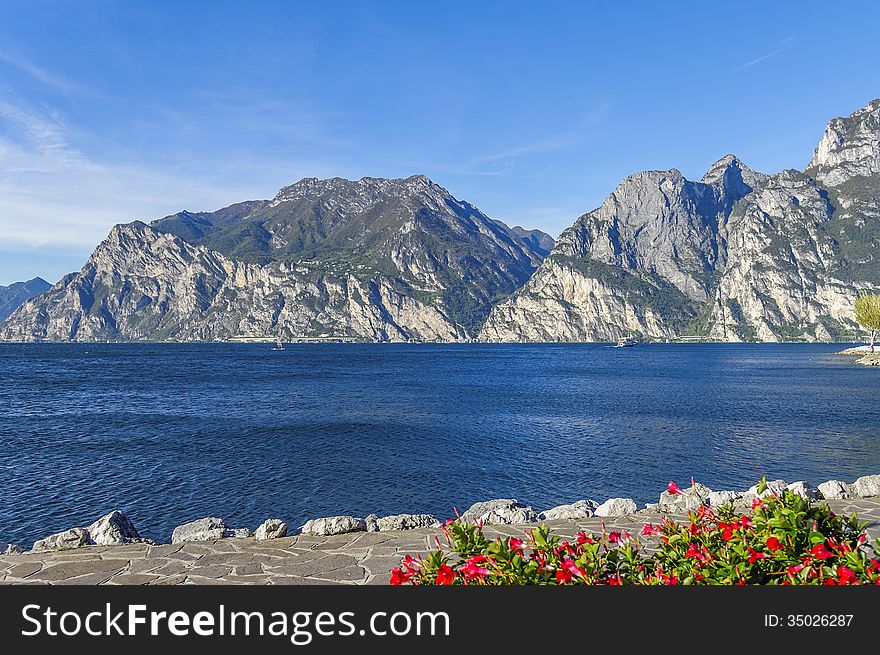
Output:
[{"xmin": 391, "ymin": 479, "xmax": 880, "ymax": 585}]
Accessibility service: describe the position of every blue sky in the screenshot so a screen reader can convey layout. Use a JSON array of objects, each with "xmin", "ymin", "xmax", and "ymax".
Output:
[{"xmin": 1, "ymin": 0, "xmax": 880, "ymax": 285}]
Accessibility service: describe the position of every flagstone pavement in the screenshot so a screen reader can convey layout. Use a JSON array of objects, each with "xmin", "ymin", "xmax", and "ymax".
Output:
[{"xmin": 2, "ymin": 498, "xmax": 878, "ymax": 585}]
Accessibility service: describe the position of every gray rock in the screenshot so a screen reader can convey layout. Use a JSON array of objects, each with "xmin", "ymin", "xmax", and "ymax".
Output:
[
  {"xmin": 32, "ymin": 527, "xmax": 90, "ymax": 553},
  {"xmin": 254, "ymin": 519, "xmax": 288, "ymax": 541},
  {"xmin": 87, "ymin": 510, "xmax": 142, "ymax": 546},
  {"xmin": 540, "ymin": 500, "xmax": 598, "ymax": 521},
  {"xmin": 658, "ymin": 482, "xmax": 713, "ymax": 512},
  {"xmin": 785, "ymin": 481, "xmax": 819, "ymax": 500},
  {"xmin": 223, "ymin": 528, "xmax": 253, "ymax": 539},
  {"xmin": 594, "ymin": 498, "xmax": 638, "ymax": 517},
  {"xmin": 376, "ymin": 514, "xmax": 441, "ymax": 532},
  {"xmin": 849, "ymin": 474, "xmax": 880, "ymax": 498},
  {"xmin": 743, "ymin": 479, "xmax": 787, "ymax": 502},
  {"xmin": 460, "ymin": 499, "xmax": 539, "ymax": 525},
  {"xmin": 706, "ymin": 490, "xmax": 743, "ymax": 507},
  {"xmin": 2, "ymin": 543, "xmax": 23, "ymax": 555},
  {"xmin": 364, "ymin": 514, "xmax": 380, "ymax": 532},
  {"xmin": 808, "ymin": 98, "xmax": 880, "ymax": 187},
  {"xmin": 818, "ymin": 480, "xmax": 849, "ymax": 500},
  {"xmin": 171, "ymin": 517, "xmax": 228, "ymax": 544},
  {"xmin": 299, "ymin": 516, "xmax": 366, "ymax": 536}
]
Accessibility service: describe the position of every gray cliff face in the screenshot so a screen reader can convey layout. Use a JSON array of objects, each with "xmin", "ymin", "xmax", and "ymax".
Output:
[
  {"xmin": 808, "ymin": 98, "xmax": 880, "ymax": 187},
  {"xmin": 4, "ymin": 101, "xmax": 879, "ymax": 344},
  {"xmin": 482, "ymin": 99, "xmax": 880, "ymax": 342},
  {"xmin": 0, "ymin": 278, "xmax": 51, "ymax": 322},
  {"xmin": 0, "ymin": 177, "xmax": 544, "ymax": 342}
]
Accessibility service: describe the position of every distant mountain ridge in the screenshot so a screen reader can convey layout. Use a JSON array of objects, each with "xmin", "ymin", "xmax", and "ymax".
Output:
[
  {"xmin": 0, "ymin": 278, "xmax": 51, "ymax": 322},
  {"xmin": 480, "ymin": 98, "xmax": 880, "ymax": 342},
  {"xmin": 2, "ymin": 98, "xmax": 879, "ymax": 343},
  {"xmin": 0, "ymin": 176, "xmax": 551, "ymax": 342}
]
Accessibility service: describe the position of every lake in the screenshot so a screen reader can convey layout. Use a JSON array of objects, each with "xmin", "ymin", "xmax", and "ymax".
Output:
[{"xmin": 1, "ymin": 342, "xmax": 878, "ymax": 547}]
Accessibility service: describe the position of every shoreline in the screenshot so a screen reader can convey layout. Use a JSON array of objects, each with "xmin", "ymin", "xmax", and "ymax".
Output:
[
  {"xmin": 0, "ymin": 339, "xmax": 874, "ymax": 346},
  {"xmin": 2, "ymin": 477, "xmax": 879, "ymax": 585},
  {"xmin": 4, "ymin": 473, "xmax": 879, "ymax": 557}
]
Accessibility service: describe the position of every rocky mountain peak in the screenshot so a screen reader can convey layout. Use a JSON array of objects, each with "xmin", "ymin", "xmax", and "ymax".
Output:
[
  {"xmin": 701, "ymin": 155, "xmax": 768, "ymax": 205},
  {"xmin": 271, "ymin": 174, "xmax": 447, "ymax": 208},
  {"xmin": 808, "ymin": 97, "xmax": 880, "ymax": 186},
  {"xmin": 0, "ymin": 277, "xmax": 53, "ymax": 322}
]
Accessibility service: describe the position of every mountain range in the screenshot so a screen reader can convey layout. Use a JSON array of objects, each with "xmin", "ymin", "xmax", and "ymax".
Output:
[
  {"xmin": 2, "ymin": 98, "xmax": 879, "ymax": 342},
  {"xmin": 0, "ymin": 176, "xmax": 549, "ymax": 341},
  {"xmin": 0, "ymin": 278, "xmax": 51, "ymax": 323}
]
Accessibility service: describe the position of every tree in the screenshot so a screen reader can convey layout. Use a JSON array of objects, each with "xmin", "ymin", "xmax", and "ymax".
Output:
[{"xmin": 854, "ymin": 293, "xmax": 880, "ymax": 353}]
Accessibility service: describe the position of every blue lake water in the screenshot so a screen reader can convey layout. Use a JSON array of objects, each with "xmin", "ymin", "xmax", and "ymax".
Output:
[{"xmin": 1, "ymin": 342, "xmax": 879, "ymax": 547}]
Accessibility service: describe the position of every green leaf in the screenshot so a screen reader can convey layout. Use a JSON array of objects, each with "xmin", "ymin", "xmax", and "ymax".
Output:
[{"xmin": 756, "ymin": 477, "xmax": 768, "ymax": 495}]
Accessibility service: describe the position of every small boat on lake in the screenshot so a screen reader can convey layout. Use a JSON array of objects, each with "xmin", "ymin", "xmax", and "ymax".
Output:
[
  {"xmin": 615, "ymin": 336, "xmax": 638, "ymax": 348},
  {"xmin": 272, "ymin": 336, "xmax": 285, "ymax": 351}
]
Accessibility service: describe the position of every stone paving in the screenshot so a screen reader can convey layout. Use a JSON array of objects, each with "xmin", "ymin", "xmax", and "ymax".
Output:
[{"xmin": 2, "ymin": 498, "xmax": 879, "ymax": 585}]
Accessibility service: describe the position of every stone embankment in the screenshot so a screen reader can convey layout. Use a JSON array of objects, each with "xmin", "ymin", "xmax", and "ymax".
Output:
[{"xmin": 2, "ymin": 474, "xmax": 879, "ymax": 585}]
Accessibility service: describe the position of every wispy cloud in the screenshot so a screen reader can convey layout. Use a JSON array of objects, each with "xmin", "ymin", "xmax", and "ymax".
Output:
[
  {"xmin": 460, "ymin": 100, "xmax": 615, "ymax": 175},
  {"xmin": 730, "ymin": 37, "xmax": 795, "ymax": 74},
  {"xmin": 0, "ymin": 98, "xmax": 89, "ymax": 171},
  {"xmin": 0, "ymin": 95, "xmax": 355, "ymax": 260},
  {"xmin": 0, "ymin": 48, "xmax": 84, "ymax": 94}
]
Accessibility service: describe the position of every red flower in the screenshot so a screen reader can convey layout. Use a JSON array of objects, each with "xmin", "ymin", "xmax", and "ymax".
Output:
[
  {"xmin": 787, "ymin": 563, "xmax": 805, "ymax": 577},
  {"xmin": 390, "ymin": 567, "xmax": 410, "ymax": 585},
  {"xmin": 684, "ymin": 543, "xmax": 710, "ymax": 563},
  {"xmin": 461, "ymin": 559, "xmax": 490, "ymax": 581},
  {"xmin": 435, "ymin": 564, "xmax": 455, "ymax": 586},
  {"xmin": 721, "ymin": 527, "xmax": 734, "ymax": 542},
  {"xmin": 562, "ymin": 559, "xmax": 584, "ymax": 578},
  {"xmin": 837, "ymin": 566, "xmax": 858, "ymax": 585},
  {"xmin": 811, "ymin": 544, "xmax": 833, "ymax": 560},
  {"xmin": 748, "ymin": 548, "xmax": 766, "ymax": 564},
  {"xmin": 576, "ymin": 531, "xmax": 595, "ymax": 545},
  {"xmin": 751, "ymin": 497, "xmax": 764, "ymax": 510},
  {"xmin": 642, "ymin": 523, "xmax": 658, "ymax": 536},
  {"xmin": 667, "ymin": 481, "xmax": 685, "ymax": 496},
  {"xmin": 556, "ymin": 569, "xmax": 573, "ymax": 584},
  {"xmin": 765, "ymin": 536, "xmax": 783, "ymax": 552},
  {"xmin": 608, "ymin": 531, "xmax": 622, "ymax": 544}
]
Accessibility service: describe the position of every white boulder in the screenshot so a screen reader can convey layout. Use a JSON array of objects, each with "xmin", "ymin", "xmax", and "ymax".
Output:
[
  {"xmin": 785, "ymin": 481, "xmax": 819, "ymax": 500},
  {"xmin": 818, "ymin": 480, "xmax": 849, "ymax": 500},
  {"xmin": 255, "ymin": 519, "xmax": 288, "ymax": 541},
  {"xmin": 460, "ymin": 499, "xmax": 539, "ymax": 525},
  {"xmin": 87, "ymin": 510, "xmax": 142, "ymax": 546},
  {"xmin": 377, "ymin": 514, "xmax": 441, "ymax": 531},
  {"xmin": 171, "ymin": 517, "xmax": 228, "ymax": 544},
  {"xmin": 540, "ymin": 500, "xmax": 598, "ymax": 520},
  {"xmin": 32, "ymin": 528, "xmax": 90, "ymax": 553},
  {"xmin": 849, "ymin": 474, "xmax": 880, "ymax": 498},
  {"xmin": 594, "ymin": 498, "xmax": 638, "ymax": 517},
  {"xmin": 299, "ymin": 516, "xmax": 366, "ymax": 536}
]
